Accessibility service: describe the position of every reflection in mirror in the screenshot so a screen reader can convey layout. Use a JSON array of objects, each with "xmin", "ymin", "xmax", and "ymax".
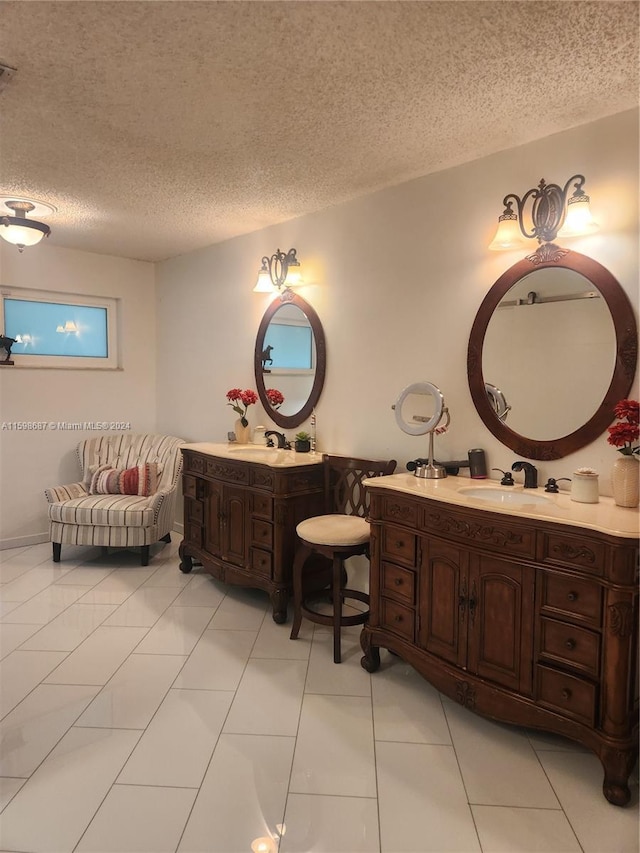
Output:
[
  {"xmin": 468, "ymin": 248, "xmax": 637, "ymax": 460},
  {"xmin": 482, "ymin": 268, "xmax": 615, "ymax": 440},
  {"xmin": 254, "ymin": 292, "xmax": 326, "ymax": 430},
  {"xmin": 261, "ymin": 304, "xmax": 314, "ymax": 417},
  {"xmin": 485, "ymin": 383, "xmax": 511, "ymax": 421}
]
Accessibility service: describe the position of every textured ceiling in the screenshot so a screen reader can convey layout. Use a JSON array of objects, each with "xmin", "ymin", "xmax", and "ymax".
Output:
[{"xmin": 0, "ymin": 1, "xmax": 638, "ymax": 262}]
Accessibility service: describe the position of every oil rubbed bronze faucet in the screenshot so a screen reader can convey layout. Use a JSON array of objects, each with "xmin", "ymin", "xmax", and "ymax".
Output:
[
  {"xmin": 511, "ymin": 460, "xmax": 538, "ymax": 488},
  {"xmin": 265, "ymin": 430, "xmax": 290, "ymax": 449}
]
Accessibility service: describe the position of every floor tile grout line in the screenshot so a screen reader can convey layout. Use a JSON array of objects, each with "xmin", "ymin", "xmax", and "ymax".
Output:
[
  {"xmin": 439, "ymin": 690, "xmax": 485, "ymax": 853},
  {"xmin": 529, "ymin": 743, "xmax": 586, "ymax": 852},
  {"xmin": 171, "ymin": 591, "xmax": 267, "ymax": 853}
]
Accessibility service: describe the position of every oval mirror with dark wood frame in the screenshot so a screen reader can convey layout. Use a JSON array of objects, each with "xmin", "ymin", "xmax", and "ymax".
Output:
[
  {"xmin": 468, "ymin": 246, "xmax": 637, "ymax": 460},
  {"xmin": 254, "ymin": 291, "xmax": 327, "ymax": 430}
]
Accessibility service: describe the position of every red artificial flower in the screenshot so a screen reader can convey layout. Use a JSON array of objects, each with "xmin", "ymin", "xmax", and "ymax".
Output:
[
  {"xmin": 240, "ymin": 390, "xmax": 258, "ymax": 407},
  {"xmin": 607, "ymin": 423, "xmax": 640, "ymax": 447},
  {"xmin": 613, "ymin": 399, "xmax": 639, "ymax": 424},
  {"xmin": 266, "ymin": 388, "xmax": 284, "ymax": 409},
  {"xmin": 608, "ymin": 399, "xmax": 640, "ymax": 455},
  {"xmin": 226, "ymin": 388, "xmax": 257, "ymax": 426}
]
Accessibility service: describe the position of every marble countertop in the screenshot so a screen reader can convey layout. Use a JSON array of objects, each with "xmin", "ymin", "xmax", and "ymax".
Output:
[
  {"xmin": 182, "ymin": 442, "xmax": 323, "ymax": 468},
  {"xmin": 363, "ymin": 473, "xmax": 639, "ymax": 539}
]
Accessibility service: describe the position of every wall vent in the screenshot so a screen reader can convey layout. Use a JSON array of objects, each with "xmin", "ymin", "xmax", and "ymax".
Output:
[{"xmin": 0, "ymin": 63, "xmax": 17, "ymax": 94}]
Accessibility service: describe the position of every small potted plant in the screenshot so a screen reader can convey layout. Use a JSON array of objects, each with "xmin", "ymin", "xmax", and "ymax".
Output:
[{"xmin": 294, "ymin": 431, "xmax": 311, "ymax": 453}]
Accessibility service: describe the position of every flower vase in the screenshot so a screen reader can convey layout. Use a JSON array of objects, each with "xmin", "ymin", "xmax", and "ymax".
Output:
[
  {"xmin": 234, "ymin": 418, "xmax": 251, "ymax": 445},
  {"xmin": 611, "ymin": 455, "xmax": 639, "ymax": 508}
]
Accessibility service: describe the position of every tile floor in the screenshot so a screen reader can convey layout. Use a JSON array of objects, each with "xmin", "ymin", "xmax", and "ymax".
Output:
[{"xmin": 0, "ymin": 539, "xmax": 638, "ymax": 853}]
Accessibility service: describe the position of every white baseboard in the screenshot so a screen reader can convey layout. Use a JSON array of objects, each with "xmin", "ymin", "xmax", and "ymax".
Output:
[
  {"xmin": 173, "ymin": 521, "xmax": 184, "ymax": 536},
  {"xmin": 0, "ymin": 531, "xmax": 49, "ymax": 551}
]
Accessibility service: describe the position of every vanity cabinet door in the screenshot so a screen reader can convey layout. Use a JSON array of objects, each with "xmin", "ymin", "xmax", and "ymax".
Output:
[
  {"xmin": 419, "ymin": 538, "xmax": 468, "ymax": 669},
  {"xmin": 204, "ymin": 481, "xmax": 248, "ymax": 567},
  {"xmin": 467, "ymin": 555, "xmax": 535, "ymax": 694},
  {"xmin": 204, "ymin": 480, "xmax": 224, "ymax": 558}
]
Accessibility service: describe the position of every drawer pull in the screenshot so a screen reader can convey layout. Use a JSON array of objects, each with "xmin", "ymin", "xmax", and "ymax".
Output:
[
  {"xmin": 561, "ymin": 688, "xmax": 572, "ymax": 700},
  {"xmin": 394, "ymin": 578, "xmax": 403, "ymax": 586},
  {"xmin": 394, "ymin": 615, "xmax": 403, "ymax": 623},
  {"xmin": 395, "ymin": 540, "xmax": 404, "ymax": 549},
  {"xmin": 565, "ymin": 638, "xmax": 576, "ymax": 650},
  {"xmin": 567, "ymin": 591, "xmax": 578, "ymax": 602}
]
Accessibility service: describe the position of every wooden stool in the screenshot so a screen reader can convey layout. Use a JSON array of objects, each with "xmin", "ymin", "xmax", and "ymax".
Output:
[{"xmin": 289, "ymin": 454, "xmax": 396, "ymax": 663}]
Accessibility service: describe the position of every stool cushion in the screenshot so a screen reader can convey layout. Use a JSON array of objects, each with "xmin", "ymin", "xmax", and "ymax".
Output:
[{"xmin": 296, "ymin": 514, "xmax": 370, "ymax": 546}]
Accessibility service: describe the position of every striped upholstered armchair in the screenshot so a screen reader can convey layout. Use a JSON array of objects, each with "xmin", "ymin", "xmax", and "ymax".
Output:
[{"xmin": 45, "ymin": 433, "xmax": 185, "ymax": 566}]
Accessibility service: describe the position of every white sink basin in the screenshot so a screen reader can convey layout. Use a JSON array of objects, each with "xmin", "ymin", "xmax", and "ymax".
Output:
[{"xmin": 458, "ymin": 487, "xmax": 551, "ymax": 506}]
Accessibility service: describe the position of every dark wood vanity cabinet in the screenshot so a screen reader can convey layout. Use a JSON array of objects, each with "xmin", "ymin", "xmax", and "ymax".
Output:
[
  {"xmin": 361, "ymin": 488, "xmax": 639, "ymax": 806},
  {"xmin": 179, "ymin": 448, "xmax": 324, "ymax": 622}
]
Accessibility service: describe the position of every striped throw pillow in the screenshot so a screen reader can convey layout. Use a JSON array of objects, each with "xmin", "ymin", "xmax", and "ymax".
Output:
[{"xmin": 89, "ymin": 463, "xmax": 162, "ymax": 496}]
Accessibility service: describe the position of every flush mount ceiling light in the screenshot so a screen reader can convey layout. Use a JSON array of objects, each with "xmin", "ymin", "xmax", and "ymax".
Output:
[
  {"xmin": 0, "ymin": 197, "xmax": 56, "ymax": 252},
  {"xmin": 253, "ymin": 247, "xmax": 303, "ymax": 296},
  {"xmin": 488, "ymin": 175, "xmax": 598, "ymax": 251}
]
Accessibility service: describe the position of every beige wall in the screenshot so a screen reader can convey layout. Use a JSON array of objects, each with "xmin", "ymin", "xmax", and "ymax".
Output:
[
  {"xmin": 1, "ymin": 109, "xmax": 637, "ymax": 545},
  {"xmin": 0, "ymin": 245, "xmax": 156, "ymax": 547},
  {"xmin": 156, "ymin": 109, "xmax": 639, "ymax": 491}
]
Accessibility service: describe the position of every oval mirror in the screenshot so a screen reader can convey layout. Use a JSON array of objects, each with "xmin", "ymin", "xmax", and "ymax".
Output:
[
  {"xmin": 394, "ymin": 381, "xmax": 445, "ymax": 435},
  {"xmin": 254, "ymin": 292, "xmax": 326, "ymax": 429},
  {"xmin": 468, "ymin": 247, "xmax": 637, "ymax": 460}
]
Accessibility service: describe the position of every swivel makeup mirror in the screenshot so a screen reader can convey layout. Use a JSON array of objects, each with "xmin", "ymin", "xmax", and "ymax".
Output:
[{"xmin": 393, "ymin": 381, "xmax": 450, "ymax": 478}]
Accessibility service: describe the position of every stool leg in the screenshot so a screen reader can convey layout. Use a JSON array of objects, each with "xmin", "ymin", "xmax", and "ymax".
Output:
[
  {"xmin": 290, "ymin": 544, "xmax": 311, "ymax": 640},
  {"xmin": 332, "ymin": 554, "xmax": 343, "ymax": 663}
]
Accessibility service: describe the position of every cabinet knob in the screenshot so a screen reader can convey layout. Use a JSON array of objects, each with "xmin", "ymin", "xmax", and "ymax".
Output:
[
  {"xmin": 395, "ymin": 540, "xmax": 404, "ymax": 549},
  {"xmin": 565, "ymin": 638, "xmax": 576, "ymax": 650},
  {"xmin": 394, "ymin": 578, "xmax": 403, "ymax": 586},
  {"xmin": 561, "ymin": 688, "xmax": 572, "ymax": 700},
  {"xmin": 567, "ymin": 591, "xmax": 578, "ymax": 602},
  {"xmin": 394, "ymin": 614, "xmax": 403, "ymax": 623}
]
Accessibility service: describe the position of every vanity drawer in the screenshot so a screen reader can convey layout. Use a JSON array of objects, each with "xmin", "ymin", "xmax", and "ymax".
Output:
[
  {"xmin": 381, "ymin": 598, "xmax": 416, "ymax": 642},
  {"xmin": 205, "ymin": 458, "xmax": 249, "ymax": 484},
  {"xmin": 381, "ymin": 526, "xmax": 417, "ymax": 568},
  {"xmin": 540, "ymin": 572, "xmax": 602, "ymax": 628},
  {"xmin": 421, "ymin": 506, "xmax": 536, "ymax": 558},
  {"xmin": 183, "ymin": 452, "xmax": 205, "ymax": 475},
  {"xmin": 541, "ymin": 531, "xmax": 606, "ymax": 577},
  {"xmin": 250, "ymin": 547, "xmax": 273, "ymax": 578},
  {"xmin": 536, "ymin": 665, "xmax": 597, "ymax": 726},
  {"xmin": 381, "ymin": 562, "xmax": 416, "ymax": 606},
  {"xmin": 185, "ymin": 522, "xmax": 202, "ymax": 547},
  {"xmin": 539, "ymin": 617, "xmax": 600, "ymax": 678},
  {"xmin": 251, "ymin": 519, "xmax": 273, "ymax": 549},
  {"xmin": 185, "ymin": 497, "xmax": 203, "ymax": 524},
  {"xmin": 381, "ymin": 497, "xmax": 419, "ymax": 529},
  {"xmin": 251, "ymin": 492, "xmax": 273, "ymax": 520},
  {"xmin": 183, "ymin": 475, "xmax": 198, "ymax": 499}
]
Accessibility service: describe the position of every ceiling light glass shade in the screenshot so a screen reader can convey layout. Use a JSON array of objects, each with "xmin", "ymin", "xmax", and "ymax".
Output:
[
  {"xmin": 488, "ymin": 215, "xmax": 529, "ymax": 251},
  {"xmin": 253, "ymin": 268, "xmax": 276, "ymax": 293},
  {"xmin": 0, "ymin": 219, "xmax": 49, "ymax": 249},
  {"xmin": 556, "ymin": 197, "xmax": 598, "ymax": 238}
]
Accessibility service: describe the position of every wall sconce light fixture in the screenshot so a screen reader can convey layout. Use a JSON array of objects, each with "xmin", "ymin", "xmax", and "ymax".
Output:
[
  {"xmin": 253, "ymin": 248, "xmax": 302, "ymax": 294},
  {"xmin": 488, "ymin": 175, "xmax": 598, "ymax": 251},
  {"xmin": 0, "ymin": 198, "xmax": 55, "ymax": 252}
]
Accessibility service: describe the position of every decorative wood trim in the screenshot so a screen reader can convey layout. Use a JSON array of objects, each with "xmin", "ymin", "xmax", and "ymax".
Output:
[
  {"xmin": 455, "ymin": 680, "xmax": 476, "ymax": 710},
  {"xmin": 609, "ymin": 602, "xmax": 633, "ymax": 638},
  {"xmin": 552, "ymin": 543, "xmax": 596, "ymax": 564}
]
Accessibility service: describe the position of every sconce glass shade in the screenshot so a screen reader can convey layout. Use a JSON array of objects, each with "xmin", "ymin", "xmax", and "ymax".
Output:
[
  {"xmin": 488, "ymin": 215, "xmax": 528, "ymax": 251},
  {"xmin": 253, "ymin": 268, "xmax": 276, "ymax": 293},
  {"xmin": 284, "ymin": 262, "xmax": 303, "ymax": 287},
  {"xmin": 556, "ymin": 196, "xmax": 598, "ymax": 238}
]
